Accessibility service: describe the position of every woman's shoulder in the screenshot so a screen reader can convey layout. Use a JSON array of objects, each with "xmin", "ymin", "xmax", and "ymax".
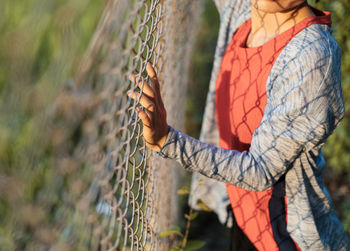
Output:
[
  {"xmin": 280, "ymin": 24, "xmax": 340, "ymax": 65},
  {"xmin": 268, "ymin": 23, "xmax": 341, "ymax": 92},
  {"xmin": 265, "ymin": 23, "xmax": 345, "ymax": 126}
]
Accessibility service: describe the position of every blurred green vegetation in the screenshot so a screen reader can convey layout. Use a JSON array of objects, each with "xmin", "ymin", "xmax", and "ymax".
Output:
[
  {"xmin": 0, "ymin": 0, "xmax": 104, "ymax": 248},
  {"xmin": 317, "ymin": 0, "xmax": 350, "ymax": 173},
  {"xmin": 316, "ymin": 0, "xmax": 350, "ymax": 236},
  {"xmin": 186, "ymin": 0, "xmax": 350, "ymax": 238},
  {"xmin": 0, "ymin": 0, "xmax": 104, "ymax": 169},
  {"xmin": 186, "ymin": 0, "xmax": 220, "ymax": 139}
]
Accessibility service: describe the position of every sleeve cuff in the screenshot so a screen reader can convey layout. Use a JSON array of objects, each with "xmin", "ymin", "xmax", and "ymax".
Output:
[{"xmin": 156, "ymin": 125, "xmax": 177, "ymax": 158}]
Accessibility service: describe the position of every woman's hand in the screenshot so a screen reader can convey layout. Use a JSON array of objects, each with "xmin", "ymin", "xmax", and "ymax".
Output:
[{"xmin": 127, "ymin": 62, "xmax": 169, "ymax": 152}]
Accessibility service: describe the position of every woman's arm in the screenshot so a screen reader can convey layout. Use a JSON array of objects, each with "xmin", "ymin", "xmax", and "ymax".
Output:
[
  {"xmin": 158, "ymin": 27, "xmax": 344, "ymax": 191},
  {"xmin": 128, "ymin": 26, "xmax": 344, "ymax": 191}
]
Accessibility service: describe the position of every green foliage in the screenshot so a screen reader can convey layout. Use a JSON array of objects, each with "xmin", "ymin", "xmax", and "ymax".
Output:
[
  {"xmin": 0, "ymin": 0, "xmax": 104, "ymax": 248},
  {"xmin": 343, "ymin": 198, "xmax": 350, "ymax": 236},
  {"xmin": 159, "ymin": 226, "xmax": 183, "ymax": 238},
  {"xmin": 185, "ymin": 211, "xmax": 198, "ymax": 221},
  {"xmin": 186, "ymin": 0, "xmax": 220, "ymax": 139},
  {"xmin": 183, "ymin": 240, "xmax": 206, "ymax": 251},
  {"xmin": 161, "ymin": 191, "xmax": 206, "ymax": 251},
  {"xmin": 313, "ymin": 0, "xmax": 350, "ymax": 235},
  {"xmin": 312, "ymin": 0, "xmax": 350, "ymax": 174},
  {"xmin": 169, "ymin": 240, "xmax": 206, "ymax": 251},
  {"xmin": 195, "ymin": 199, "xmax": 212, "ymax": 212},
  {"xmin": 177, "ymin": 185, "xmax": 190, "ymax": 195}
]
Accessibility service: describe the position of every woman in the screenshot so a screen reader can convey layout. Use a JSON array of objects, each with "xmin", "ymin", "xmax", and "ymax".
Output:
[{"xmin": 127, "ymin": 0, "xmax": 350, "ymax": 250}]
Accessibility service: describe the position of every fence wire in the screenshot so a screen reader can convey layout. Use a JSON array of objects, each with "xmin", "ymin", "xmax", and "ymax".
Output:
[{"xmin": 0, "ymin": 0, "xmax": 202, "ymax": 250}]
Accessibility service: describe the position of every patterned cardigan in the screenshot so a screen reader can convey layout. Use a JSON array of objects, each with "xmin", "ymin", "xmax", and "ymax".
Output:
[{"xmin": 157, "ymin": 0, "xmax": 350, "ymax": 250}]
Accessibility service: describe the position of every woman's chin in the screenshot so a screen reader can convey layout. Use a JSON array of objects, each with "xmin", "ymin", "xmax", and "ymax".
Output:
[{"xmin": 252, "ymin": 0, "xmax": 308, "ymax": 14}]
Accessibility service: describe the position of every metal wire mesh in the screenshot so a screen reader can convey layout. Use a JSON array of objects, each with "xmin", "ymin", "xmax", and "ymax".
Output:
[
  {"xmin": 0, "ymin": 0, "xmax": 202, "ymax": 250},
  {"xmin": 55, "ymin": 0, "xmax": 203, "ymax": 250}
]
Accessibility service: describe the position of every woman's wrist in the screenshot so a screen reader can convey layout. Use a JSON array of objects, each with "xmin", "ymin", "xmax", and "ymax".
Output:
[{"xmin": 154, "ymin": 125, "xmax": 170, "ymax": 152}]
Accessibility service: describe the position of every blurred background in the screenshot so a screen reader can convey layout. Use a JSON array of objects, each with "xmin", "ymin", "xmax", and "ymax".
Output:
[
  {"xmin": 0, "ymin": 1, "xmax": 105, "ymax": 249},
  {"xmin": 0, "ymin": 0, "xmax": 349, "ymax": 250}
]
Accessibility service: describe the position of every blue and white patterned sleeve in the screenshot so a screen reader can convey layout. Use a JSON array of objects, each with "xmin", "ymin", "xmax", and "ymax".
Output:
[{"xmin": 157, "ymin": 26, "xmax": 345, "ymax": 191}]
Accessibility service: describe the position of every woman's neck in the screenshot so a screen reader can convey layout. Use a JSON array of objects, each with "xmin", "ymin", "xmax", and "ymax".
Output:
[{"xmin": 248, "ymin": 2, "xmax": 315, "ymax": 47}]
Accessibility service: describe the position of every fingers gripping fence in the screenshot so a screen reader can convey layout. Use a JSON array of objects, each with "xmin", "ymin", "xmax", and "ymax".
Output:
[{"xmin": 1, "ymin": 0, "xmax": 202, "ymax": 250}]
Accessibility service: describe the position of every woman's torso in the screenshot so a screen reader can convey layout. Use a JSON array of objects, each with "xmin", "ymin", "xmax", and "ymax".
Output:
[{"xmin": 215, "ymin": 11, "xmax": 331, "ymax": 250}]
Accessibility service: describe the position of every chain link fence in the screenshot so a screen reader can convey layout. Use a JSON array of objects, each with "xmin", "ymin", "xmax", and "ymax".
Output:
[{"xmin": 0, "ymin": 0, "xmax": 202, "ymax": 250}]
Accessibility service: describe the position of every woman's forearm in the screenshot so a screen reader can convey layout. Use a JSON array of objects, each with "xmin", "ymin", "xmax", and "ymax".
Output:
[{"xmin": 157, "ymin": 126, "xmax": 280, "ymax": 191}]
